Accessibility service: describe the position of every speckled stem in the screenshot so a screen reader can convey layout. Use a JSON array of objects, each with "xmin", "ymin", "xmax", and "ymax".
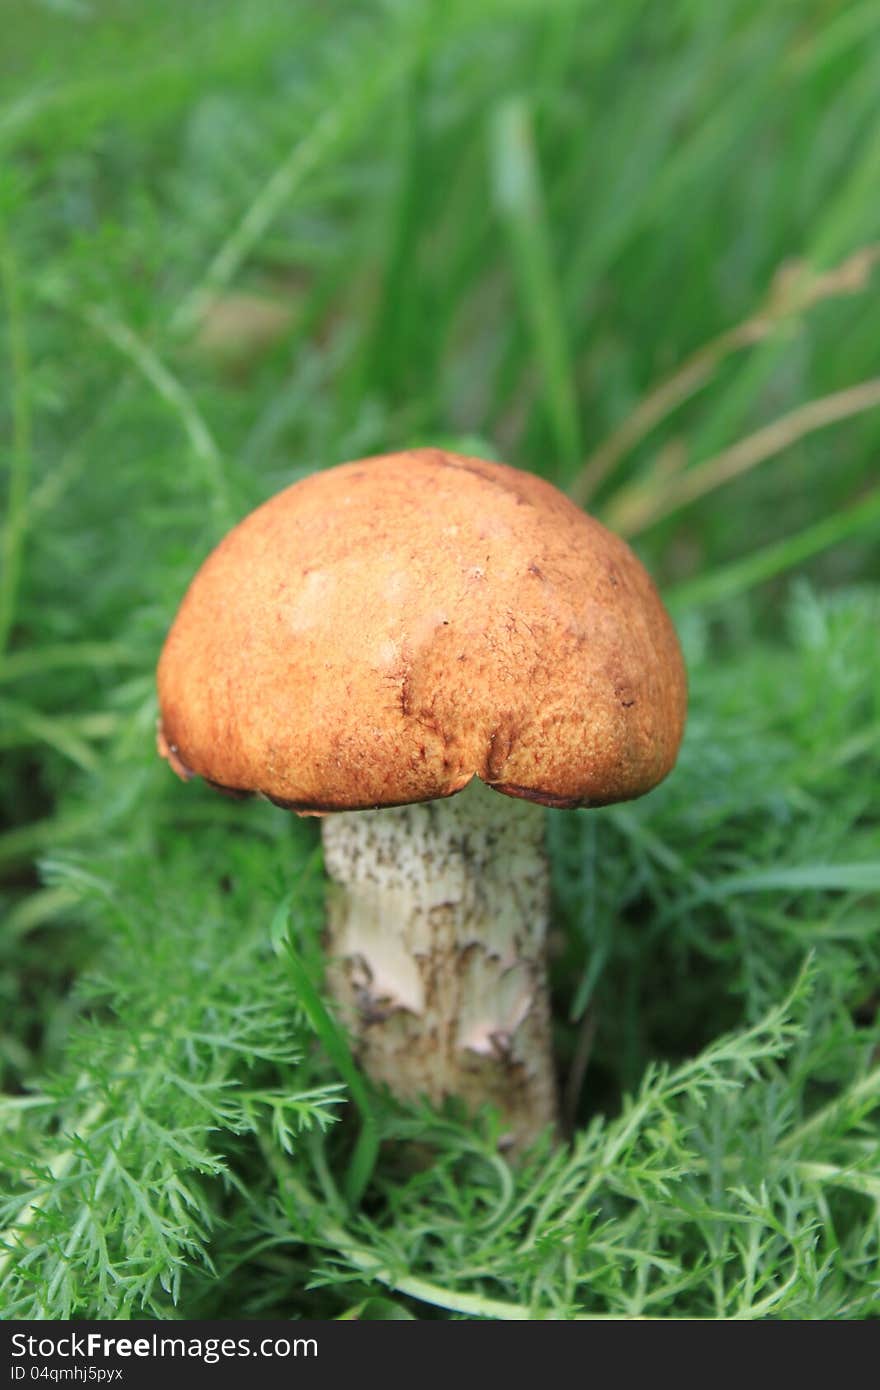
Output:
[{"xmin": 321, "ymin": 778, "xmax": 558, "ymax": 1152}]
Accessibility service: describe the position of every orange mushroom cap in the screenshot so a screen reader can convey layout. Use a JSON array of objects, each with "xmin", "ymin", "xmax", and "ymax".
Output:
[{"xmin": 157, "ymin": 449, "xmax": 687, "ymax": 813}]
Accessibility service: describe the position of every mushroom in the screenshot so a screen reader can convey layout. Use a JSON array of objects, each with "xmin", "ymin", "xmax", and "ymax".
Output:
[{"xmin": 157, "ymin": 449, "xmax": 687, "ymax": 1151}]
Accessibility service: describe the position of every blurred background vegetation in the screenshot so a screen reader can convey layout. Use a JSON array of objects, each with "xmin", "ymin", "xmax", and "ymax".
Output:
[{"xmin": 1, "ymin": 0, "xmax": 878, "ymax": 1319}]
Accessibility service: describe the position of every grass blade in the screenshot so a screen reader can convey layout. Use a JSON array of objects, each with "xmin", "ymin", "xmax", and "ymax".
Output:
[
  {"xmin": 491, "ymin": 96, "xmax": 582, "ymax": 475},
  {"xmin": 606, "ymin": 377, "xmax": 880, "ymax": 535},
  {"xmin": 0, "ymin": 233, "xmax": 32, "ymax": 655},
  {"xmin": 571, "ymin": 247, "xmax": 880, "ymax": 505},
  {"xmin": 276, "ymin": 899, "xmax": 379, "ymax": 1209},
  {"xmin": 668, "ymin": 487, "xmax": 880, "ymax": 610}
]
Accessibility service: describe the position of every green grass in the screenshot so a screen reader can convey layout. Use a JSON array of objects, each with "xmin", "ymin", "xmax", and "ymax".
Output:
[{"xmin": 1, "ymin": 0, "xmax": 879, "ymax": 1319}]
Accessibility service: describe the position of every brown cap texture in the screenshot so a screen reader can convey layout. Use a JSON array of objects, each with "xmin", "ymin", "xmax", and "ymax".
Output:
[{"xmin": 157, "ymin": 449, "xmax": 687, "ymax": 812}]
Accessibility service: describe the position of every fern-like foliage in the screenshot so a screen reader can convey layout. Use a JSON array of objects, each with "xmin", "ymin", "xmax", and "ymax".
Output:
[
  {"xmin": 2, "ymin": 588, "xmax": 877, "ymax": 1319},
  {"xmin": 0, "ymin": 831, "xmax": 341, "ymax": 1317}
]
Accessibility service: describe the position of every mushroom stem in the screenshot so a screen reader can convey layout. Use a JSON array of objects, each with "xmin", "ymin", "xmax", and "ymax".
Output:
[{"xmin": 321, "ymin": 777, "xmax": 558, "ymax": 1152}]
